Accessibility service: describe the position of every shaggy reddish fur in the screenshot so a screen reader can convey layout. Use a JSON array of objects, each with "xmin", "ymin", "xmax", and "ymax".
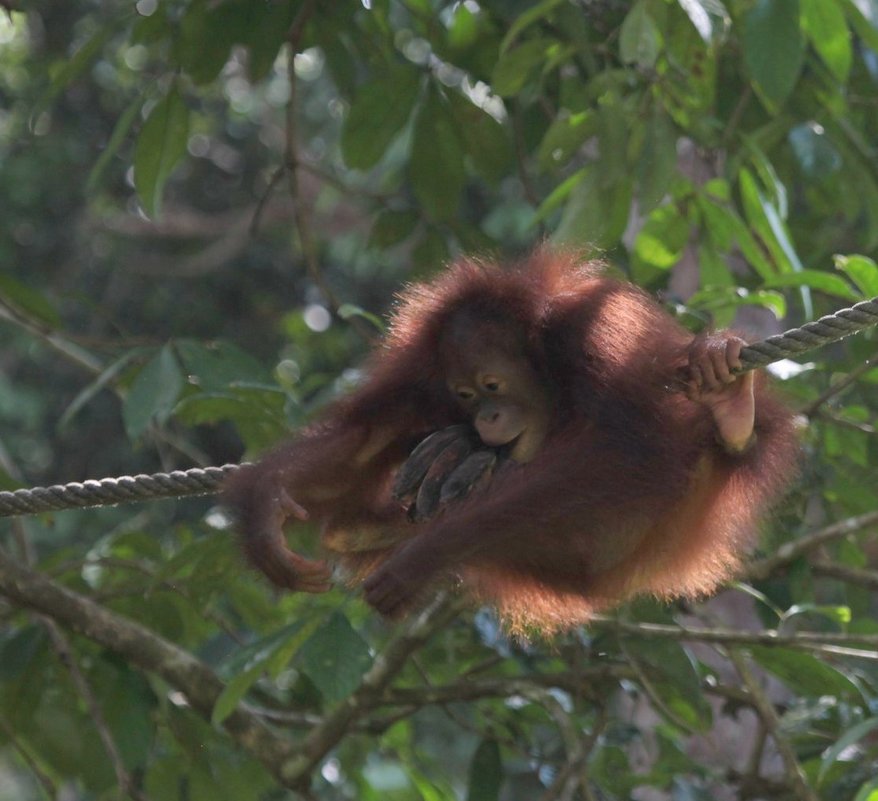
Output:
[{"xmin": 225, "ymin": 249, "xmax": 799, "ymax": 634}]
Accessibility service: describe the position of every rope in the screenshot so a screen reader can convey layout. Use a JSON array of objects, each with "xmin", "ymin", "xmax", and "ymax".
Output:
[
  {"xmin": 1, "ymin": 295, "xmax": 877, "ymax": 519},
  {"xmin": 0, "ymin": 465, "xmax": 243, "ymax": 518},
  {"xmin": 738, "ymin": 296, "xmax": 878, "ymax": 369}
]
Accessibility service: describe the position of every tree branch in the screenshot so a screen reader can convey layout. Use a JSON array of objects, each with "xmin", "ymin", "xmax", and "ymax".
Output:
[
  {"xmin": 280, "ymin": 593, "xmax": 465, "ymax": 787},
  {"xmin": 595, "ymin": 618, "xmax": 878, "ymax": 659},
  {"xmin": 727, "ymin": 649, "xmax": 819, "ymax": 801},
  {"xmin": 0, "ymin": 714, "xmax": 56, "ymax": 797},
  {"xmin": 811, "ymin": 559, "xmax": 878, "ymax": 592},
  {"xmin": 745, "ymin": 509, "xmax": 878, "ymax": 581},
  {"xmin": 0, "ymin": 551, "xmax": 302, "ymax": 788},
  {"xmin": 41, "ymin": 617, "xmax": 150, "ymax": 801}
]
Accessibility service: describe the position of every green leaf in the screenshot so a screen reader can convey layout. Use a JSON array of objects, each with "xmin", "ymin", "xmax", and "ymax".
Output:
[
  {"xmin": 412, "ymin": 227, "xmax": 450, "ymax": 270},
  {"xmin": 243, "ymin": 2, "xmax": 299, "ymax": 82},
  {"xmin": 687, "ymin": 286, "xmax": 787, "ymax": 319},
  {"xmin": 368, "ymin": 209, "xmax": 420, "ymax": 250},
  {"xmin": 174, "ymin": 387, "xmax": 290, "ymax": 451},
  {"xmin": 122, "ymin": 345, "xmax": 184, "ymax": 440},
  {"xmin": 174, "ymin": 340, "xmax": 270, "ymax": 391},
  {"xmin": 134, "ymin": 87, "xmax": 190, "ymax": 218},
  {"xmin": 620, "ymin": 1, "xmax": 663, "ymax": 68},
  {"xmin": 744, "ymin": 142, "xmax": 788, "ymax": 219},
  {"xmin": 297, "ymin": 612, "xmax": 372, "ymax": 704},
  {"xmin": 409, "ymin": 769, "xmax": 453, "ymax": 801},
  {"xmin": 801, "ymin": 0, "xmax": 852, "ymax": 83},
  {"xmin": 819, "ymin": 718, "xmax": 878, "ymax": 782},
  {"xmin": 533, "ymin": 168, "xmax": 587, "ymax": 224},
  {"xmin": 537, "ymin": 111, "xmax": 595, "ymax": 172},
  {"xmin": 552, "ymin": 166, "xmax": 632, "ymax": 249},
  {"xmin": 176, "ymin": 1, "xmax": 236, "ymax": 85},
  {"xmin": 177, "ymin": 0, "xmax": 293, "ymax": 83},
  {"xmin": 59, "ymin": 350, "xmax": 143, "ymax": 430},
  {"xmin": 592, "ymin": 747, "xmax": 638, "ymax": 793},
  {"xmin": 676, "ymin": 0, "xmax": 731, "ymax": 43},
  {"xmin": 853, "ymin": 778, "xmax": 878, "ymax": 801},
  {"xmin": 625, "ymin": 639, "xmax": 713, "ymax": 731},
  {"xmin": 338, "ymin": 304, "xmax": 385, "ymax": 332},
  {"xmin": 448, "ymin": 3, "xmax": 480, "ymax": 49},
  {"xmin": 698, "ymin": 244, "xmax": 734, "ymax": 290},
  {"xmin": 212, "ymin": 664, "xmax": 265, "ymax": 727},
  {"xmin": 782, "ymin": 603, "xmax": 851, "ymax": 626},
  {"xmin": 447, "ymin": 91, "xmax": 513, "ymax": 183},
  {"xmin": 43, "ymin": 22, "xmax": 116, "ymax": 109},
  {"xmin": 0, "ymin": 274, "xmax": 61, "ymax": 327},
  {"xmin": 633, "ymin": 205, "xmax": 690, "ymax": 269},
  {"xmin": 743, "ymin": 0, "xmax": 805, "ymax": 110},
  {"xmin": 739, "ymin": 167, "xmax": 804, "ymax": 276},
  {"xmin": 500, "ymin": 0, "xmax": 565, "ymax": 52},
  {"xmin": 825, "ymin": 418, "xmax": 869, "ymax": 466},
  {"xmin": 636, "ymin": 111, "xmax": 678, "ymax": 213},
  {"xmin": 131, "ymin": 5, "xmax": 169, "ymax": 44},
  {"xmin": 739, "ymin": 166, "xmax": 812, "ymax": 316},
  {"xmin": 213, "ymin": 620, "xmax": 316, "ymax": 726},
  {"xmin": 595, "ymin": 97, "xmax": 629, "ymax": 185},
  {"xmin": 102, "ymin": 662, "xmax": 156, "ymax": 770},
  {"xmin": 87, "ymin": 95, "xmax": 142, "ymax": 194},
  {"xmin": 750, "ymin": 646, "xmax": 861, "ymax": 700},
  {"xmin": 491, "ymin": 38, "xmax": 551, "ymax": 96},
  {"xmin": 0, "ymin": 627, "xmax": 46, "ymax": 680},
  {"xmin": 219, "ymin": 621, "xmax": 313, "ymax": 678},
  {"xmin": 698, "ymin": 196, "xmax": 775, "ymax": 279},
  {"xmin": 761, "ymin": 270, "xmax": 858, "ymax": 300},
  {"xmin": 834, "ymin": 255, "xmax": 878, "ymax": 297},
  {"xmin": 466, "ymin": 739, "xmax": 502, "ymax": 801},
  {"xmin": 841, "ymin": 0, "xmax": 878, "ymax": 53},
  {"xmin": 409, "ymin": 87, "xmax": 466, "ymax": 221},
  {"xmin": 341, "ymin": 65, "xmax": 421, "ymax": 170},
  {"xmin": 788, "ymin": 123, "xmax": 842, "ymax": 179}
]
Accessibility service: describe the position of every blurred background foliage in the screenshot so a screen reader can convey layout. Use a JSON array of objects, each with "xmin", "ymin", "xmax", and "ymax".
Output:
[{"xmin": 2, "ymin": 0, "xmax": 878, "ymax": 799}]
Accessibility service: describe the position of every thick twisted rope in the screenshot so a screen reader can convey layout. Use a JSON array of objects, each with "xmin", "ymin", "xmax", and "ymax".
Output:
[
  {"xmin": 0, "ymin": 465, "xmax": 243, "ymax": 518},
  {"xmin": 738, "ymin": 296, "xmax": 878, "ymax": 370},
  {"xmin": 2, "ymin": 295, "xmax": 877, "ymax": 519}
]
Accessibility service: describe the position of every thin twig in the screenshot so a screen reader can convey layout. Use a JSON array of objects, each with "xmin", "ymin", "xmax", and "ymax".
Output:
[
  {"xmin": 726, "ymin": 649, "xmax": 819, "ymax": 801},
  {"xmin": 0, "ymin": 715, "xmax": 56, "ymax": 798},
  {"xmin": 812, "ymin": 560, "xmax": 878, "ymax": 592},
  {"xmin": 41, "ymin": 617, "xmax": 150, "ymax": 801},
  {"xmin": 619, "ymin": 637, "xmax": 700, "ymax": 733},
  {"xmin": 812, "ymin": 410, "xmax": 876, "ymax": 434},
  {"xmin": 250, "ymin": 166, "xmax": 287, "ymax": 236},
  {"xmin": 744, "ymin": 722, "xmax": 768, "ymax": 783},
  {"xmin": 803, "ymin": 350, "xmax": 878, "ymax": 416},
  {"xmin": 746, "ymin": 509, "xmax": 878, "ymax": 581},
  {"xmin": 77, "ymin": 556, "xmax": 245, "ymax": 643},
  {"xmin": 0, "ymin": 551, "xmax": 302, "ymax": 788},
  {"xmin": 596, "ymin": 617, "xmax": 878, "ymax": 659},
  {"xmin": 534, "ymin": 692, "xmax": 608, "ymax": 801},
  {"xmin": 281, "ymin": 594, "xmax": 465, "ymax": 787},
  {"xmin": 0, "ymin": 297, "xmax": 103, "ymax": 375}
]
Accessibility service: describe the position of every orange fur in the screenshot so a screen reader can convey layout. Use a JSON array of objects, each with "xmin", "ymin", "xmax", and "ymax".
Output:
[{"xmin": 225, "ymin": 249, "xmax": 799, "ymax": 633}]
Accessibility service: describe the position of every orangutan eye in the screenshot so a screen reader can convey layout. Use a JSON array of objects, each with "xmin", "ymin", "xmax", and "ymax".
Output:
[{"xmin": 456, "ymin": 388, "xmax": 476, "ymax": 401}]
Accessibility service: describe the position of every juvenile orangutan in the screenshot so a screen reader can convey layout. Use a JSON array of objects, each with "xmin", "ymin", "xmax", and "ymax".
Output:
[{"xmin": 225, "ymin": 250, "xmax": 798, "ymax": 633}]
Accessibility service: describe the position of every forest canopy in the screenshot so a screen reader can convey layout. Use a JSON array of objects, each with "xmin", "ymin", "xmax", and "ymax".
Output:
[{"xmin": 1, "ymin": 1, "xmax": 878, "ymax": 800}]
